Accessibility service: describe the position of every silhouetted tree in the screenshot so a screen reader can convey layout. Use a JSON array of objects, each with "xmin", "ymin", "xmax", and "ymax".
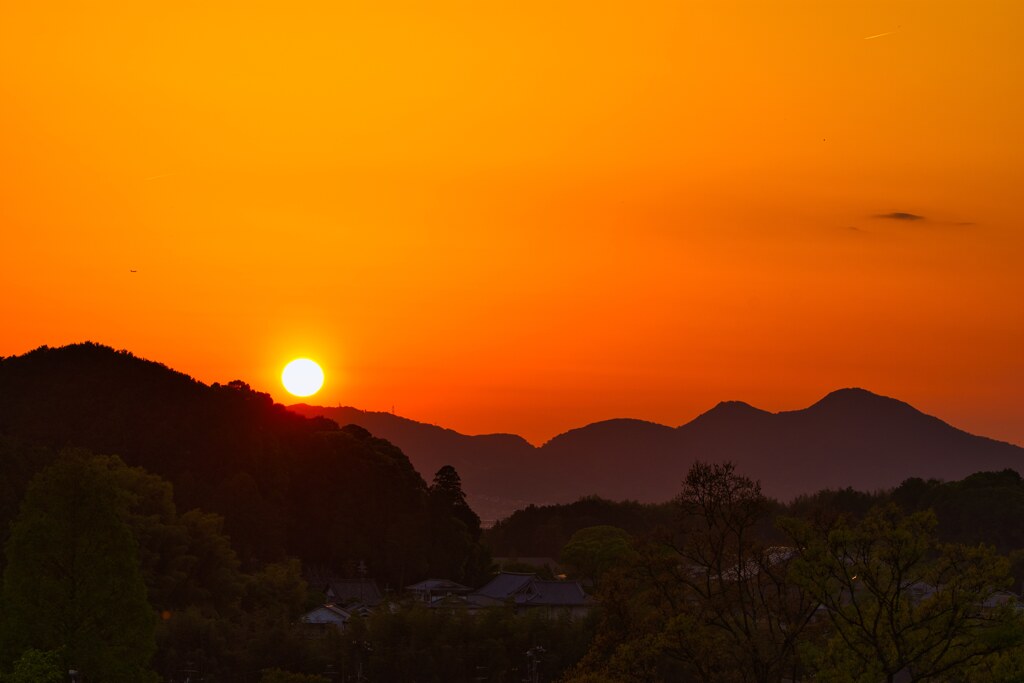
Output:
[
  {"xmin": 1, "ymin": 451, "xmax": 157, "ymax": 681},
  {"xmin": 569, "ymin": 462, "xmax": 818, "ymax": 683},
  {"xmin": 431, "ymin": 464, "xmax": 481, "ymax": 540},
  {"xmin": 659, "ymin": 462, "xmax": 818, "ymax": 682},
  {"xmin": 426, "ymin": 465, "xmax": 492, "ymax": 583}
]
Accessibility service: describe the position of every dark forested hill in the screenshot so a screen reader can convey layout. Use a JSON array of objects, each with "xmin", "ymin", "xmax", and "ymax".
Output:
[
  {"xmin": 293, "ymin": 389, "xmax": 1024, "ymax": 521},
  {"xmin": 0, "ymin": 343, "xmax": 486, "ymax": 586},
  {"xmin": 287, "ymin": 404, "xmax": 537, "ymax": 515}
]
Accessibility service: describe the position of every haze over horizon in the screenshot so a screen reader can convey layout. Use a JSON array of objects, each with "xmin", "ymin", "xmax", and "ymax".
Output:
[{"xmin": 3, "ymin": 1, "xmax": 1022, "ymax": 448}]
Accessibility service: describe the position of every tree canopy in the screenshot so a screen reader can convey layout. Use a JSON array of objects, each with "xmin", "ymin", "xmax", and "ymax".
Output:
[
  {"xmin": 1, "ymin": 452, "xmax": 157, "ymax": 682},
  {"xmin": 785, "ymin": 505, "xmax": 1024, "ymax": 682}
]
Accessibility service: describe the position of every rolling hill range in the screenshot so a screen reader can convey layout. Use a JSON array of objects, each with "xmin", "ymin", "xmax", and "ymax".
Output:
[
  {"xmin": 290, "ymin": 391, "xmax": 1024, "ymax": 521},
  {"xmin": 0, "ymin": 344, "xmax": 489, "ymax": 584},
  {"xmin": 2, "ymin": 342, "xmax": 1018, "ymax": 526}
]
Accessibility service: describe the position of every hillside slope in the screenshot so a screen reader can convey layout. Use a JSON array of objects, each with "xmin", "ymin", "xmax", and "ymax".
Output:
[{"xmin": 293, "ymin": 389, "xmax": 1024, "ymax": 520}]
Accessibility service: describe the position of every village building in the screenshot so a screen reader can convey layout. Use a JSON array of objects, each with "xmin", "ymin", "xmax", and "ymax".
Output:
[
  {"xmin": 324, "ymin": 579, "xmax": 383, "ymax": 610},
  {"xmin": 299, "ymin": 604, "xmax": 353, "ymax": 635},
  {"xmin": 467, "ymin": 571, "xmax": 595, "ymax": 619},
  {"xmin": 405, "ymin": 578, "xmax": 473, "ymax": 604}
]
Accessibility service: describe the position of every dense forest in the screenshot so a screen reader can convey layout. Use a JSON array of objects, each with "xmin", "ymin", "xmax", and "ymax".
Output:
[
  {"xmin": 487, "ymin": 471, "xmax": 1024, "ymax": 592},
  {"xmin": 486, "ymin": 467, "xmax": 1024, "ymax": 682},
  {"xmin": 2, "ymin": 344, "xmax": 1023, "ymax": 681},
  {"xmin": 0, "ymin": 446, "xmax": 594, "ymax": 682}
]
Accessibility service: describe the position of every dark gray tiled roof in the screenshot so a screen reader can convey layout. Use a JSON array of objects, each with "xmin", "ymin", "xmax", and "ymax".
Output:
[
  {"xmin": 301, "ymin": 604, "xmax": 351, "ymax": 624},
  {"xmin": 474, "ymin": 572, "xmax": 536, "ymax": 600},
  {"xmin": 406, "ymin": 578, "xmax": 472, "ymax": 593},
  {"xmin": 325, "ymin": 579, "xmax": 383, "ymax": 607},
  {"xmin": 470, "ymin": 572, "xmax": 591, "ymax": 607},
  {"xmin": 517, "ymin": 580, "xmax": 589, "ymax": 606}
]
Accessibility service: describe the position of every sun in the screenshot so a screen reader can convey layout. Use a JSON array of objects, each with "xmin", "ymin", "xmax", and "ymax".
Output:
[{"xmin": 281, "ymin": 358, "xmax": 324, "ymax": 397}]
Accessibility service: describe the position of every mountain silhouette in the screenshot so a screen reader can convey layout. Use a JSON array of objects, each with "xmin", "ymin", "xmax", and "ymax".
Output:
[
  {"xmin": 3, "ymin": 342, "xmax": 1016, "ymax": 528},
  {"xmin": 0, "ymin": 344, "xmax": 489, "ymax": 584},
  {"xmin": 292, "ymin": 389, "xmax": 1023, "ymax": 520}
]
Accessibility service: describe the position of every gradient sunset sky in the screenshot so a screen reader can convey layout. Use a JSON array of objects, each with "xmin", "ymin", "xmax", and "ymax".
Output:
[{"xmin": 2, "ymin": 1, "xmax": 1021, "ymax": 446}]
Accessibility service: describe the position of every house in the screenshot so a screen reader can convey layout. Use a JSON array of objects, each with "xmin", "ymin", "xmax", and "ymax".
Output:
[
  {"xmin": 981, "ymin": 589, "xmax": 1021, "ymax": 613},
  {"xmin": 324, "ymin": 579, "xmax": 383, "ymax": 610},
  {"xmin": 470, "ymin": 571, "xmax": 536, "ymax": 604},
  {"xmin": 405, "ymin": 578, "xmax": 473, "ymax": 604},
  {"xmin": 300, "ymin": 604, "xmax": 352, "ymax": 635},
  {"xmin": 467, "ymin": 571, "xmax": 595, "ymax": 619}
]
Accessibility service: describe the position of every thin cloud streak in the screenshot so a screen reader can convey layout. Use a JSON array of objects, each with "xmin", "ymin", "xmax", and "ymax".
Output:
[
  {"xmin": 875, "ymin": 212, "xmax": 924, "ymax": 221},
  {"xmin": 864, "ymin": 26, "xmax": 900, "ymax": 40}
]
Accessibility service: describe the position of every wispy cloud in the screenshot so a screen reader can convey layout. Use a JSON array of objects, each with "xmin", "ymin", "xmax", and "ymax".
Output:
[
  {"xmin": 875, "ymin": 212, "xmax": 924, "ymax": 221},
  {"xmin": 864, "ymin": 26, "xmax": 900, "ymax": 40}
]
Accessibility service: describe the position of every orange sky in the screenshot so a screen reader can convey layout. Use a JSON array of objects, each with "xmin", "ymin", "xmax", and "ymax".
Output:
[{"xmin": 2, "ymin": 1, "xmax": 1022, "ymax": 446}]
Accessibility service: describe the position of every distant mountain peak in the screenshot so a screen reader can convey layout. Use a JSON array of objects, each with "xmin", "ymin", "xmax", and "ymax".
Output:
[
  {"xmin": 805, "ymin": 388, "xmax": 920, "ymax": 416},
  {"xmin": 543, "ymin": 417, "xmax": 674, "ymax": 443},
  {"xmin": 688, "ymin": 399, "xmax": 771, "ymax": 427},
  {"xmin": 711, "ymin": 399, "xmax": 765, "ymax": 413},
  {"xmin": 7, "ymin": 345, "xmax": 1022, "ymax": 525},
  {"xmin": 822, "ymin": 387, "xmax": 886, "ymax": 401}
]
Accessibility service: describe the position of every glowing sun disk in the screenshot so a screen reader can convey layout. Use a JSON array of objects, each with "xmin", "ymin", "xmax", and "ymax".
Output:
[{"xmin": 282, "ymin": 358, "xmax": 324, "ymax": 397}]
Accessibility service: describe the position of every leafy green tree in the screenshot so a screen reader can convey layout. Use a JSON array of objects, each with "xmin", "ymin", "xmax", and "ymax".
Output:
[
  {"xmin": 101, "ymin": 454, "xmax": 190, "ymax": 609},
  {"xmin": 174, "ymin": 508, "xmax": 245, "ymax": 612},
  {"xmin": 560, "ymin": 525, "xmax": 636, "ymax": 585},
  {"xmin": 237, "ymin": 560, "xmax": 323, "ymax": 674},
  {"xmin": 85, "ymin": 455, "xmax": 244, "ymax": 614},
  {"xmin": 786, "ymin": 504, "xmax": 1024, "ymax": 682},
  {"xmin": 36, "ymin": 452, "xmax": 247, "ymax": 626},
  {"xmin": 1, "ymin": 452, "xmax": 157, "ymax": 681},
  {"xmin": 957, "ymin": 641, "xmax": 1024, "ymax": 683},
  {"xmin": 564, "ymin": 547, "xmax": 677, "ymax": 682},
  {"xmin": 242, "ymin": 559, "xmax": 311, "ymax": 621},
  {"xmin": 2, "ymin": 649, "xmax": 64, "ymax": 683},
  {"xmin": 0, "ymin": 436, "xmax": 55, "ymax": 564}
]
